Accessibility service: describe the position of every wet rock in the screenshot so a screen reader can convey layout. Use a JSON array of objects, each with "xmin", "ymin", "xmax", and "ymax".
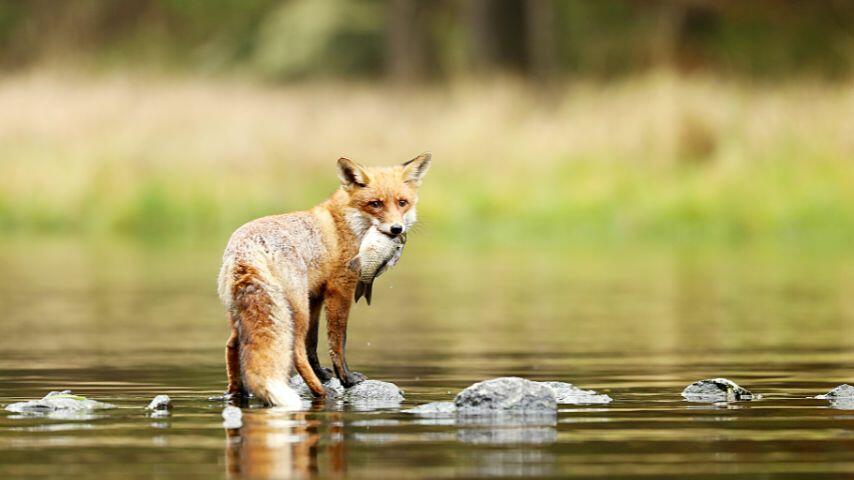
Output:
[
  {"xmin": 405, "ymin": 379, "xmax": 608, "ymax": 417},
  {"xmin": 682, "ymin": 378, "xmax": 755, "ymax": 402},
  {"xmin": 289, "ymin": 374, "xmax": 345, "ymax": 399},
  {"xmin": 539, "ymin": 381, "xmax": 612, "ymax": 405},
  {"xmin": 816, "ymin": 384, "xmax": 854, "ymax": 399},
  {"xmin": 343, "ymin": 380, "xmax": 404, "ymax": 404},
  {"xmin": 455, "ymin": 377, "xmax": 556, "ymax": 413},
  {"xmin": 5, "ymin": 390, "xmax": 114, "ymax": 415},
  {"xmin": 403, "ymin": 401, "xmax": 457, "ymax": 416},
  {"xmin": 146, "ymin": 395, "xmax": 171, "ymax": 411},
  {"xmin": 222, "ymin": 405, "xmax": 243, "ymax": 429}
]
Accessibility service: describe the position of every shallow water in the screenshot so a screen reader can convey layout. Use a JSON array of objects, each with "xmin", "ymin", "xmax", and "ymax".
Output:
[{"xmin": 0, "ymin": 238, "xmax": 852, "ymax": 479}]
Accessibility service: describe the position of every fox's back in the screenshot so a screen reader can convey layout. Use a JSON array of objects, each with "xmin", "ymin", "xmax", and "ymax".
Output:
[
  {"xmin": 224, "ymin": 212, "xmax": 327, "ymax": 263},
  {"xmin": 218, "ymin": 211, "xmax": 336, "ymax": 302}
]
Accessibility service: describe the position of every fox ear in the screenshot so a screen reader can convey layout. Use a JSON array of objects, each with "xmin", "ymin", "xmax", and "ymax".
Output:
[
  {"xmin": 337, "ymin": 157, "xmax": 371, "ymax": 188},
  {"xmin": 401, "ymin": 152, "xmax": 431, "ymax": 186}
]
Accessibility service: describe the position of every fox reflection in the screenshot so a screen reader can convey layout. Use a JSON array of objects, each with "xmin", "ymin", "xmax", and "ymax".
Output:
[{"xmin": 225, "ymin": 410, "xmax": 346, "ymax": 478}]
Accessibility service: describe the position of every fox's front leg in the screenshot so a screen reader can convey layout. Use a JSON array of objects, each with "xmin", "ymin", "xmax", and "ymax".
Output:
[
  {"xmin": 307, "ymin": 293, "xmax": 333, "ymax": 382},
  {"xmin": 325, "ymin": 288, "xmax": 366, "ymax": 387}
]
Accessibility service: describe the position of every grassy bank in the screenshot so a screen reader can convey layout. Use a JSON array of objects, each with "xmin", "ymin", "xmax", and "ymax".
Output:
[{"xmin": 1, "ymin": 71, "xmax": 853, "ymax": 246}]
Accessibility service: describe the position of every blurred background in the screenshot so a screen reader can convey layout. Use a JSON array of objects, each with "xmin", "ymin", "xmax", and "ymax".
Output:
[{"xmin": 1, "ymin": 0, "xmax": 853, "ymax": 245}]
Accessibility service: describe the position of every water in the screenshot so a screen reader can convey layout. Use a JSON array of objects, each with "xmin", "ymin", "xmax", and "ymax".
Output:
[{"xmin": 0, "ymin": 238, "xmax": 852, "ymax": 478}]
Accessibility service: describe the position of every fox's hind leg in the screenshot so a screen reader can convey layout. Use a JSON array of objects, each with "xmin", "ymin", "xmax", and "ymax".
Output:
[
  {"xmin": 290, "ymin": 294, "xmax": 327, "ymax": 398},
  {"xmin": 225, "ymin": 319, "xmax": 244, "ymax": 396},
  {"xmin": 232, "ymin": 263, "xmax": 302, "ymax": 409}
]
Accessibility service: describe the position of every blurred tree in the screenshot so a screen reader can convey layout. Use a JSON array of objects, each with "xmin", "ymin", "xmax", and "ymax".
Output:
[
  {"xmin": 0, "ymin": 0, "xmax": 853, "ymax": 80},
  {"xmin": 386, "ymin": 0, "xmax": 428, "ymax": 81},
  {"xmin": 525, "ymin": 0, "xmax": 557, "ymax": 80}
]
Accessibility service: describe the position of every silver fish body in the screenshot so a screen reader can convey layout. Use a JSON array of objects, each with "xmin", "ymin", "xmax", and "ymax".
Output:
[{"xmin": 349, "ymin": 228, "xmax": 405, "ymax": 305}]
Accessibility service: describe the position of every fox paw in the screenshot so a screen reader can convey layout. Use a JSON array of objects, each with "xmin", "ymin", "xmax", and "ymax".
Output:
[
  {"xmin": 341, "ymin": 371, "xmax": 367, "ymax": 388},
  {"xmin": 314, "ymin": 367, "xmax": 335, "ymax": 383}
]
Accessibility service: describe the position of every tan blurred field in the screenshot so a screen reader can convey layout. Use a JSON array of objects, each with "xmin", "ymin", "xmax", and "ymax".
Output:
[{"xmin": 1, "ymin": 70, "xmax": 853, "ymax": 244}]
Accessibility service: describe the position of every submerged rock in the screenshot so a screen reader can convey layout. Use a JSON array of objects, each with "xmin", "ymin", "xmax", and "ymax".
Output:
[
  {"xmin": 682, "ymin": 378, "xmax": 755, "ymax": 402},
  {"xmin": 403, "ymin": 401, "xmax": 457, "ymax": 416},
  {"xmin": 222, "ymin": 405, "xmax": 243, "ymax": 429},
  {"xmin": 455, "ymin": 377, "xmax": 556, "ymax": 413},
  {"xmin": 343, "ymin": 380, "xmax": 404, "ymax": 403},
  {"xmin": 816, "ymin": 384, "xmax": 854, "ymax": 399},
  {"xmin": 146, "ymin": 395, "xmax": 171, "ymax": 411},
  {"xmin": 289, "ymin": 375, "xmax": 345, "ymax": 399},
  {"xmin": 540, "ymin": 381, "xmax": 612, "ymax": 405},
  {"xmin": 5, "ymin": 390, "xmax": 114, "ymax": 415}
]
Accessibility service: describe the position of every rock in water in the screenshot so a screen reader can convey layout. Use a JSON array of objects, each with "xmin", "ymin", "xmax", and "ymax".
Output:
[
  {"xmin": 539, "ymin": 381, "xmax": 612, "ymax": 405},
  {"xmin": 682, "ymin": 378, "xmax": 755, "ymax": 402},
  {"xmin": 816, "ymin": 384, "xmax": 854, "ymax": 399},
  {"xmin": 403, "ymin": 401, "xmax": 457, "ymax": 416},
  {"xmin": 289, "ymin": 374, "xmax": 345, "ymax": 399},
  {"xmin": 455, "ymin": 377, "xmax": 556, "ymax": 413},
  {"xmin": 406, "ymin": 379, "xmax": 609, "ymax": 416},
  {"xmin": 146, "ymin": 395, "xmax": 171, "ymax": 411},
  {"xmin": 222, "ymin": 406, "xmax": 243, "ymax": 429},
  {"xmin": 343, "ymin": 380, "xmax": 404, "ymax": 403},
  {"xmin": 5, "ymin": 390, "xmax": 114, "ymax": 414}
]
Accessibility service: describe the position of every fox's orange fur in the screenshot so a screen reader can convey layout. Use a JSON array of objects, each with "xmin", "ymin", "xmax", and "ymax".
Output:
[{"xmin": 217, "ymin": 153, "xmax": 431, "ymax": 408}]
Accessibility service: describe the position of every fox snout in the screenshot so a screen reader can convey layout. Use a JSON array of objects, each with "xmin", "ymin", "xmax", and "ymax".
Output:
[{"xmin": 379, "ymin": 223, "xmax": 405, "ymax": 237}]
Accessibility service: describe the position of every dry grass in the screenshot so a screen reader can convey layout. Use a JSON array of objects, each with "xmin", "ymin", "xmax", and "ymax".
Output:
[{"xmin": 1, "ymin": 70, "xmax": 853, "ymax": 244}]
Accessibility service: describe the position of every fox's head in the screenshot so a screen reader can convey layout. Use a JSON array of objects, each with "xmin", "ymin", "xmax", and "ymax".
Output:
[{"xmin": 336, "ymin": 153, "xmax": 431, "ymax": 238}]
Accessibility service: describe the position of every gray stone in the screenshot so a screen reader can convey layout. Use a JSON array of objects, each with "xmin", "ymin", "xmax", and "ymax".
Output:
[
  {"xmin": 539, "ymin": 381, "xmax": 612, "ymax": 405},
  {"xmin": 222, "ymin": 405, "xmax": 243, "ymax": 429},
  {"xmin": 5, "ymin": 390, "xmax": 114, "ymax": 415},
  {"xmin": 816, "ymin": 384, "xmax": 854, "ymax": 399},
  {"xmin": 289, "ymin": 374, "xmax": 345, "ymax": 399},
  {"xmin": 146, "ymin": 395, "xmax": 171, "ymax": 411},
  {"xmin": 455, "ymin": 377, "xmax": 556, "ymax": 413},
  {"xmin": 682, "ymin": 378, "xmax": 755, "ymax": 402},
  {"xmin": 403, "ymin": 401, "xmax": 457, "ymax": 416},
  {"xmin": 343, "ymin": 380, "xmax": 404, "ymax": 403}
]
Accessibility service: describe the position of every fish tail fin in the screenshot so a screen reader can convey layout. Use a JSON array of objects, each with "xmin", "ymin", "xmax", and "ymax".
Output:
[
  {"xmin": 364, "ymin": 280, "xmax": 374, "ymax": 305},
  {"xmin": 354, "ymin": 281, "xmax": 366, "ymax": 303}
]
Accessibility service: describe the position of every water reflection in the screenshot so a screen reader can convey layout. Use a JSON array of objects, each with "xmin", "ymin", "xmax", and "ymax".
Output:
[
  {"xmin": 828, "ymin": 398, "xmax": 854, "ymax": 410},
  {"xmin": 225, "ymin": 410, "xmax": 346, "ymax": 478},
  {"xmin": 473, "ymin": 449, "xmax": 556, "ymax": 478}
]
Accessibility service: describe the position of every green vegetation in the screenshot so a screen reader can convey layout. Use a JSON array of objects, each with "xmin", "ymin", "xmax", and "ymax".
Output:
[{"xmin": 1, "ymin": 73, "xmax": 852, "ymax": 246}]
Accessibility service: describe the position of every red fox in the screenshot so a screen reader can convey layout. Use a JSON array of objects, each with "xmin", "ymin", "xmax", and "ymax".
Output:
[{"xmin": 217, "ymin": 153, "xmax": 431, "ymax": 408}]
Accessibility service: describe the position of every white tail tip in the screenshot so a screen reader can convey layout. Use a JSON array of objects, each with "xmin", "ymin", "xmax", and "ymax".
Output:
[{"xmin": 266, "ymin": 380, "xmax": 303, "ymax": 410}]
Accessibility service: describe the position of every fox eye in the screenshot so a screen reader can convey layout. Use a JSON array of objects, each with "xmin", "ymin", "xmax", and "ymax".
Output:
[
  {"xmin": 397, "ymin": 199, "xmax": 408, "ymax": 207},
  {"xmin": 368, "ymin": 200, "xmax": 383, "ymax": 208}
]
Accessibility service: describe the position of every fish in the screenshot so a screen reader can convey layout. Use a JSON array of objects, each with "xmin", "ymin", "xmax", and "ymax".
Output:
[{"xmin": 348, "ymin": 227, "xmax": 406, "ymax": 305}]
